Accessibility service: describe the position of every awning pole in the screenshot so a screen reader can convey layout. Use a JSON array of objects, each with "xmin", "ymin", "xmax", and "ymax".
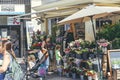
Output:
[{"xmin": 90, "ymin": 16, "xmax": 102, "ymax": 80}]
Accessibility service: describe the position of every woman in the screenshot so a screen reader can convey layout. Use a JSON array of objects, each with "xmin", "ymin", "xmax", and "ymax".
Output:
[
  {"xmin": 41, "ymin": 35, "xmax": 50, "ymax": 72},
  {"xmin": 0, "ymin": 40, "xmax": 6, "ymax": 79},
  {"xmin": 0, "ymin": 40, "xmax": 16, "ymax": 80}
]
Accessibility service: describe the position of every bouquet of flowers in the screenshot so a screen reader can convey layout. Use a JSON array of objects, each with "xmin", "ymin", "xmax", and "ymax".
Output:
[
  {"xmin": 64, "ymin": 67, "xmax": 70, "ymax": 73},
  {"xmin": 76, "ymin": 68, "xmax": 83, "ymax": 75},
  {"xmin": 71, "ymin": 67, "xmax": 77, "ymax": 73},
  {"xmin": 64, "ymin": 48, "xmax": 71, "ymax": 54},
  {"xmin": 38, "ymin": 66, "xmax": 46, "ymax": 77},
  {"xmin": 30, "ymin": 30, "xmax": 46, "ymax": 50},
  {"xmin": 30, "ymin": 42, "xmax": 42, "ymax": 49},
  {"xmin": 85, "ymin": 70, "xmax": 96, "ymax": 76},
  {"xmin": 97, "ymin": 39, "xmax": 109, "ymax": 47}
]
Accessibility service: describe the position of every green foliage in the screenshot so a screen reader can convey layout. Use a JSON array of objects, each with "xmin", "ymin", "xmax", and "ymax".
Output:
[
  {"xmin": 51, "ymin": 24, "xmax": 59, "ymax": 43},
  {"xmin": 96, "ymin": 23, "xmax": 120, "ymax": 49},
  {"xmin": 97, "ymin": 23, "xmax": 120, "ymax": 41},
  {"xmin": 112, "ymin": 38, "xmax": 120, "ymax": 49}
]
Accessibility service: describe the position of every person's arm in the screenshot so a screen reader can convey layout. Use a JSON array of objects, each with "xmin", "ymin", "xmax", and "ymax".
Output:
[{"xmin": 0, "ymin": 53, "xmax": 10, "ymax": 73}]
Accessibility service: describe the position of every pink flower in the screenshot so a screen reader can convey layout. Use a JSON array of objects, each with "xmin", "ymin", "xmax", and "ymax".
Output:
[
  {"xmin": 98, "ymin": 42, "xmax": 109, "ymax": 47},
  {"xmin": 64, "ymin": 48, "xmax": 71, "ymax": 54}
]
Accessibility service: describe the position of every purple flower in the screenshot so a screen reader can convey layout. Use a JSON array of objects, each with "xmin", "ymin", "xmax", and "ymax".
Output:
[{"xmin": 38, "ymin": 67, "xmax": 46, "ymax": 77}]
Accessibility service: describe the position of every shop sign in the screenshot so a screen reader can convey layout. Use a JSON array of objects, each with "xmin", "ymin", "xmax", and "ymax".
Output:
[
  {"xmin": 0, "ymin": 4, "xmax": 25, "ymax": 15},
  {"xmin": 1, "ymin": 5, "xmax": 14, "ymax": 12},
  {"xmin": 7, "ymin": 17, "xmax": 20, "ymax": 25}
]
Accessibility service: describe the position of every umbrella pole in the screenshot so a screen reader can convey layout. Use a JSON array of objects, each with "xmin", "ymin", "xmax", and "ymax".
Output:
[{"xmin": 90, "ymin": 16, "xmax": 102, "ymax": 80}]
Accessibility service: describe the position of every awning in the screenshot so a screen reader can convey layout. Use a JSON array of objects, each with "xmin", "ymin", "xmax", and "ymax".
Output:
[
  {"xmin": 32, "ymin": 0, "xmax": 120, "ymax": 11},
  {"xmin": 32, "ymin": 0, "xmax": 93, "ymax": 11},
  {"xmin": 58, "ymin": 5, "xmax": 120, "ymax": 25}
]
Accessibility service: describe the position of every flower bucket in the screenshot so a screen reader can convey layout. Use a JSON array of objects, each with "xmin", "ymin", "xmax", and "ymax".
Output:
[
  {"xmin": 72, "ymin": 73, "xmax": 76, "ymax": 79},
  {"xmin": 88, "ymin": 76, "xmax": 92, "ymax": 80},
  {"xmin": 57, "ymin": 68, "xmax": 62, "ymax": 72},
  {"xmin": 80, "ymin": 75, "xmax": 84, "ymax": 80},
  {"xmin": 66, "ymin": 73, "xmax": 69, "ymax": 78},
  {"xmin": 92, "ymin": 73, "xmax": 98, "ymax": 80},
  {"xmin": 39, "ymin": 78, "xmax": 42, "ymax": 80},
  {"xmin": 58, "ymin": 71, "xmax": 62, "ymax": 77}
]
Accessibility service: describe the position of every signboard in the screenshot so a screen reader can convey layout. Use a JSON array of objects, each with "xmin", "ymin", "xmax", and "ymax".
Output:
[
  {"xmin": 0, "ymin": 4, "xmax": 25, "ymax": 15},
  {"xmin": 1, "ymin": 5, "xmax": 14, "ymax": 11},
  {"xmin": 108, "ymin": 49, "xmax": 120, "ymax": 75},
  {"xmin": 7, "ymin": 17, "xmax": 20, "ymax": 25}
]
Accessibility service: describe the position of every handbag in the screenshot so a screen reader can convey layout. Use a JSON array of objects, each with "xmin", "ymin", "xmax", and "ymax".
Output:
[{"xmin": 4, "ymin": 56, "xmax": 24, "ymax": 80}]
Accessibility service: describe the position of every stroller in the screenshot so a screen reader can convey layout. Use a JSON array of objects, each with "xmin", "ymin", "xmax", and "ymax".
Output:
[{"xmin": 26, "ymin": 49, "xmax": 48, "ymax": 79}]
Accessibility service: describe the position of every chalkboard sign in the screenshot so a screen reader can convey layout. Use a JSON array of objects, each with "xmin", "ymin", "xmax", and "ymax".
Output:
[{"xmin": 108, "ymin": 49, "xmax": 120, "ymax": 75}]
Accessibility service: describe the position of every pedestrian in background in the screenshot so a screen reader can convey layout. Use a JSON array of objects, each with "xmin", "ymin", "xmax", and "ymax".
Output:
[
  {"xmin": 47, "ymin": 37, "xmax": 55, "ymax": 71},
  {"xmin": 55, "ymin": 45, "xmax": 62, "ymax": 65},
  {"xmin": 55, "ymin": 45, "xmax": 63, "ymax": 76},
  {"xmin": 41, "ymin": 35, "xmax": 50, "ymax": 72},
  {"xmin": 0, "ymin": 40, "xmax": 16, "ymax": 79},
  {"xmin": 0, "ymin": 40, "xmax": 7, "ymax": 79}
]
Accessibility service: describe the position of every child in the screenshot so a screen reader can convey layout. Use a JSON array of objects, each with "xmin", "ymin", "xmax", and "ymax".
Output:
[
  {"xmin": 55, "ymin": 45, "xmax": 62, "ymax": 66},
  {"xmin": 55, "ymin": 45, "xmax": 63, "ymax": 76},
  {"xmin": 28, "ymin": 55, "xmax": 36, "ymax": 69}
]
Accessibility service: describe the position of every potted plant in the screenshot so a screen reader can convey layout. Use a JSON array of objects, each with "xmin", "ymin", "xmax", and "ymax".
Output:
[
  {"xmin": 76, "ymin": 68, "xmax": 84, "ymax": 80},
  {"xmin": 71, "ymin": 67, "xmax": 77, "ymax": 79},
  {"xmin": 64, "ymin": 67, "xmax": 70, "ymax": 77},
  {"xmin": 85, "ymin": 70, "xmax": 96, "ymax": 80}
]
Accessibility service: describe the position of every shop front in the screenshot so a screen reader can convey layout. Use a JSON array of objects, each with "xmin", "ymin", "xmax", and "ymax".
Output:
[
  {"xmin": 0, "ymin": 25, "xmax": 21, "ymax": 57},
  {"xmin": 0, "ymin": 4, "xmax": 25, "ymax": 57}
]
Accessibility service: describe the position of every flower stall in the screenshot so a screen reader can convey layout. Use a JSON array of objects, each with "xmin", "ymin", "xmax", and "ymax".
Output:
[{"xmin": 62, "ymin": 39, "xmax": 103, "ymax": 80}]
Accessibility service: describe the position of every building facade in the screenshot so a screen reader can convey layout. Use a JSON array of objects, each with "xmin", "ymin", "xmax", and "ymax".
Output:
[
  {"xmin": 0, "ymin": 0, "xmax": 31, "ymax": 57},
  {"xmin": 32, "ymin": 0, "xmax": 120, "ymax": 41}
]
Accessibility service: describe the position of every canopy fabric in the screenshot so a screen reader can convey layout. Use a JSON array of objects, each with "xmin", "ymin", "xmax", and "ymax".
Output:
[{"xmin": 58, "ymin": 5, "xmax": 120, "ymax": 24}]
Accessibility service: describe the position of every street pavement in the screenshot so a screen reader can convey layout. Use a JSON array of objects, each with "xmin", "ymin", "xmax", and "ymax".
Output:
[
  {"xmin": 29, "ymin": 72, "xmax": 80, "ymax": 80},
  {"xmin": 16, "ymin": 58, "xmax": 80, "ymax": 80}
]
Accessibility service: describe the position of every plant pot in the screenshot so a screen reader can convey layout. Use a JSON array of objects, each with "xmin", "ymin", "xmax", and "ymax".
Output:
[
  {"xmin": 82, "ymin": 52, "xmax": 89, "ymax": 60},
  {"xmin": 76, "ymin": 54, "xmax": 82, "ymax": 59},
  {"xmin": 92, "ymin": 74, "xmax": 98, "ymax": 80},
  {"xmin": 88, "ymin": 76, "xmax": 92, "ymax": 80},
  {"xmin": 80, "ymin": 75, "xmax": 84, "ymax": 80},
  {"xmin": 66, "ymin": 73, "xmax": 69, "ymax": 78},
  {"xmin": 58, "ymin": 71, "xmax": 62, "ymax": 77},
  {"xmin": 72, "ymin": 73, "xmax": 76, "ymax": 79}
]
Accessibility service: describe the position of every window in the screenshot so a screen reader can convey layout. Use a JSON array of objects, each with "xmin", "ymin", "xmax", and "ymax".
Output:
[{"xmin": 0, "ymin": 0, "xmax": 30, "ymax": 4}]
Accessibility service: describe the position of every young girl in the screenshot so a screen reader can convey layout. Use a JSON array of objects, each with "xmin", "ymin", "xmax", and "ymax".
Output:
[
  {"xmin": 55, "ymin": 45, "xmax": 62, "ymax": 66},
  {"xmin": 55, "ymin": 45, "xmax": 63, "ymax": 76}
]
